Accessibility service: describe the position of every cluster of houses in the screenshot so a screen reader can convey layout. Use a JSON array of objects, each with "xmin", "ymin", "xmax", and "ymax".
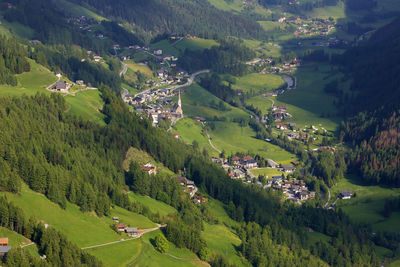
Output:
[
  {"xmin": 176, "ymin": 176, "xmax": 207, "ymax": 204},
  {"xmin": 270, "ymin": 104, "xmax": 292, "ymax": 122},
  {"xmin": 124, "ymin": 89, "xmax": 184, "ymax": 126},
  {"xmin": 67, "ymin": 16, "xmax": 97, "ymax": 32},
  {"xmin": 268, "ymin": 176, "xmax": 315, "ymax": 203},
  {"xmin": 278, "ymin": 16, "xmax": 335, "ymax": 38}
]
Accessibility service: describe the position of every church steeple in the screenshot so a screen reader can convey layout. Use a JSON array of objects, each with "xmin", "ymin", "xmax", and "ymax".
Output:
[{"xmin": 178, "ymin": 90, "xmax": 181, "ymax": 108}]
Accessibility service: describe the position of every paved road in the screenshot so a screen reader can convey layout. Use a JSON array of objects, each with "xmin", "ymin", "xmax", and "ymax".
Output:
[
  {"xmin": 120, "ymin": 61, "xmax": 128, "ymax": 77},
  {"xmin": 324, "ymin": 187, "xmax": 331, "ymax": 209},
  {"xmin": 81, "ymin": 225, "xmax": 165, "ymax": 250},
  {"xmin": 206, "ymin": 132, "xmax": 221, "ymax": 154},
  {"xmin": 133, "ymin": 69, "xmax": 209, "ymax": 98},
  {"xmin": 21, "ymin": 242, "xmax": 35, "ymax": 248}
]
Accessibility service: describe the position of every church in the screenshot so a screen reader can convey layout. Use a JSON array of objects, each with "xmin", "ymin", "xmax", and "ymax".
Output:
[{"xmin": 171, "ymin": 90, "xmax": 183, "ymax": 118}]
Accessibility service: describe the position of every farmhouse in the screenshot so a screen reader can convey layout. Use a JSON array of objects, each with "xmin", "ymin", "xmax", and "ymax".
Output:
[
  {"xmin": 339, "ymin": 191, "xmax": 352, "ymax": 199},
  {"xmin": 125, "ymin": 227, "xmax": 138, "ymax": 237},
  {"xmin": 55, "ymin": 81, "xmax": 67, "ymax": 91},
  {"xmin": 0, "ymin": 246, "xmax": 11, "ymax": 258},
  {"xmin": 0, "ymin": 238, "xmax": 8, "ymax": 246},
  {"xmin": 193, "ymin": 196, "xmax": 207, "ymax": 204},
  {"xmin": 267, "ymin": 159, "xmax": 279, "ymax": 168},
  {"xmin": 282, "ymin": 165, "xmax": 296, "ymax": 173},
  {"xmin": 142, "ymin": 163, "xmax": 157, "ymax": 175},
  {"xmin": 116, "ymin": 223, "xmax": 127, "ymax": 231}
]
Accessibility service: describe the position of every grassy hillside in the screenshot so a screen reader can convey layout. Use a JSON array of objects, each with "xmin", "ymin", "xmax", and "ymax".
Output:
[
  {"xmin": 181, "ymin": 83, "xmax": 249, "ymax": 121},
  {"xmin": 271, "ymin": 64, "xmax": 342, "ymax": 132},
  {"xmin": 0, "ymin": 227, "xmax": 40, "ymax": 259},
  {"xmin": 128, "ymin": 193, "xmax": 177, "ymax": 217},
  {"xmin": 209, "ymin": 121, "xmax": 296, "ymax": 163},
  {"xmin": 173, "ymin": 118, "xmax": 213, "ymax": 152},
  {"xmin": 0, "ymin": 184, "xmax": 156, "ymax": 247},
  {"xmin": 65, "ymin": 90, "xmax": 105, "ymax": 125},
  {"xmin": 0, "ymin": 59, "xmax": 57, "ymax": 96},
  {"xmin": 228, "ymin": 73, "xmax": 285, "ymax": 94},
  {"xmin": 332, "ymin": 176, "xmax": 400, "ymax": 233}
]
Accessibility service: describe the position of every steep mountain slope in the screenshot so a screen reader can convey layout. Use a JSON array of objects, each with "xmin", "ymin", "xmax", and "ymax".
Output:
[
  {"xmin": 69, "ymin": 0, "xmax": 266, "ymax": 39},
  {"xmin": 338, "ymin": 17, "xmax": 400, "ymax": 185}
]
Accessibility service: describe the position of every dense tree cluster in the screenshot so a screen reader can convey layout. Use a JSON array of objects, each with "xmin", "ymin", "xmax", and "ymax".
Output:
[
  {"xmin": 337, "ymin": 17, "xmax": 400, "ymax": 185},
  {"xmin": 0, "ymin": 36, "xmax": 30, "ymax": 86},
  {"xmin": 70, "ymin": 0, "xmax": 266, "ymax": 40}
]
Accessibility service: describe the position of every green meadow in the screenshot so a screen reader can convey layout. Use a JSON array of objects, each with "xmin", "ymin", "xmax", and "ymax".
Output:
[
  {"xmin": 245, "ymin": 95, "xmax": 274, "ymax": 115},
  {"xmin": 0, "ymin": 59, "xmax": 57, "ymax": 96},
  {"xmin": 173, "ymin": 118, "xmax": 213, "ymax": 152},
  {"xmin": 0, "ymin": 227, "xmax": 40, "ymax": 258},
  {"xmin": 128, "ymin": 193, "xmax": 177, "ymax": 217},
  {"xmin": 59, "ymin": 0, "xmax": 107, "ymax": 21},
  {"xmin": 209, "ymin": 121, "xmax": 296, "ymax": 163},
  {"xmin": 175, "ymin": 38, "xmax": 218, "ymax": 51},
  {"xmin": 249, "ymin": 168, "xmax": 284, "ymax": 178},
  {"xmin": 273, "ymin": 64, "xmax": 342, "ymax": 132},
  {"xmin": 65, "ymin": 90, "xmax": 105, "ymax": 125},
  {"xmin": 0, "ymin": 184, "xmax": 156, "ymax": 247},
  {"xmin": 229, "ymin": 73, "xmax": 285, "ymax": 94},
  {"xmin": 202, "ymin": 223, "xmax": 248, "ymax": 266},
  {"xmin": 181, "ymin": 83, "xmax": 249, "ymax": 121},
  {"xmin": 206, "ymin": 199, "xmax": 240, "ymax": 228},
  {"xmin": 332, "ymin": 176, "xmax": 400, "ymax": 233},
  {"xmin": 125, "ymin": 60, "xmax": 153, "ymax": 77}
]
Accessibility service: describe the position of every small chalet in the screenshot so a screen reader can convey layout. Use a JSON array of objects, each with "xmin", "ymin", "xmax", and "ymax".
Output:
[
  {"xmin": 112, "ymin": 217, "xmax": 119, "ymax": 222},
  {"xmin": 0, "ymin": 246, "xmax": 11, "ymax": 258},
  {"xmin": 125, "ymin": 227, "xmax": 138, "ymax": 237},
  {"xmin": 282, "ymin": 165, "xmax": 296, "ymax": 173},
  {"xmin": 0, "ymin": 238, "xmax": 8, "ymax": 247},
  {"xmin": 116, "ymin": 223, "xmax": 127, "ymax": 231},
  {"xmin": 193, "ymin": 196, "xmax": 207, "ymax": 204},
  {"xmin": 142, "ymin": 163, "xmax": 157, "ymax": 175},
  {"xmin": 231, "ymin": 156, "xmax": 241, "ymax": 165},
  {"xmin": 192, "ymin": 117, "xmax": 206, "ymax": 123},
  {"xmin": 55, "ymin": 81, "xmax": 67, "ymax": 91},
  {"xmin": 339, "ymin": 191, "xmax": 352, "ymax": 199},
  {"xmin": 267, "ymin": 159, "xmax": 279, "ymax": 168}
]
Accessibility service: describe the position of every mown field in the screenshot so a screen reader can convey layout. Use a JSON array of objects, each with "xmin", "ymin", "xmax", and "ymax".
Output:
[
  {"xmin": 332, "ymin": 176, "xmax": 400, "ymax": 233},
  {"xmin": 0, "ymin": 226, "xmax": 41, "ymax": 259},
  {"xmin": 65, "ymin": 90, "xmax": 105, "ymax": 125},
  {"xmin": 125, "ymin": 60, "xmax": 153, "ymax": 77},
  {"xmin": 209, "ymin": 121, "xmax": 296, "ymax": 164},
  {"xmin": 173, "ymin": 118, "xmax": 213, "ymax": 153},
  {"xmin": 128, "ymin": 193, "xmax": 177, "ymax": 217},
  {"xmin": 271, "ymin": 64, "xmax": 342, "ymax": 132},
  {"xmin": 250, "ymin": 168, "xmax": 284, "ymax": 178},
  {"xmin": 181, "ymin": 83, "xmax": 249, "ymax": 121},
  {"xmin": 0, "ymin": 59, "xmax": 57, "ymax": 96},
  {"xmin": 150, "ymin": 38, "xmax": 219, "ymax": 57},
  {"xmin": 228, "ymin": 73, "xmax": 285, "ymax": 94},
  {"xmin": 0, "ymin": 184, "xmax": 156, "ymax": 248}
]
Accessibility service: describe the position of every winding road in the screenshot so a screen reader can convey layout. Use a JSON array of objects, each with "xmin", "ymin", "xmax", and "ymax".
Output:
[
  {"xmin": 120, "ymin": 61, "xmax": 128, "ymax": 77},
  {"xmin": 133, "ymin": 69, "xmax": 209, "ymax": 98},
  {"xmin": 324, "ymin": 187, "xmax": 331, "ymax": 209}
]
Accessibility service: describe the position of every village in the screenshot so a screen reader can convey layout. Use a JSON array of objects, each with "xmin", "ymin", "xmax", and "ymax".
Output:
[{"xmin": 211, "ymin": 155, "xmax": 316, "ymax": 204}]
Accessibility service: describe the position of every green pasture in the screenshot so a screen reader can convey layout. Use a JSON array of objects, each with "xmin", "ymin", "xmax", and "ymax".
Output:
[
  {"xmin": 87, "ymin": 239, "xmax": 142, "ymax": 267},
  {"xmin": 0, "ymin": 20, "xmax": 34, "ymax": 39},
  {"xmin": 1, "ymin": 184, "xmax": 156, "ymax": 247},
  {"xmin": 273, "ymin": 64, "xmax": 342, "ymax": 132},
  {"xmin": 182, "ymin": 83, "xmax": 249, "ymax": 121},
  {"xmin": 173, "ymin": 118, "xmax": 213, "ymax": 152},
  {"xmin": 245, "ymin": 95, "xmax": 273, "ymax": 115},
  {"xmin": 65, "ymin": 89, "xmax": 105, "ymax": 125},
  {"xmin": 332, "ymin": 176, "xmax": 400, "ymax": 232},
  {"xmin": 228, "ymin": 73, "xmax": 285, "ymax": 94},
  {"xmin": 250, "ymin": 168, "xmax": 284, "ymax": 178},
  {"xmin": 305, "ymin": 231, "xmax": 331, "ymax": 246},
  {"xmin": 0, "ymin": 227, "xmax": 40, "ymax": 258},
  {"xmin": 0, "ymin": 59, "xmax": 57, "ymax": 96},
  {"xmin": 202, "ymin": 223, "xmax": 248, "ymax": 267},
  {"xmin": 126, "ymin": 60, "xmax": 153, "ymax": 77},
  {"xmin": 209, "ymin": 121, "xmax": 296, "ymax": 163},
  {"xmin": 175, "ymin": 38, "xmax": 218, "ymax": 51},
  {"xmin": 59, "ymin": 0, "xmax": 107, "ymax": 21},
  {"xmin": 206, "ymin": 199, "xmax": 240, "ymax": 228},
  {"xmin": 130, "ymin": 230, "xmax": 202, "ymax": 267},
  {"xmin": 128, "ymin": 193, "xmax": 177, "ymax": 217}
]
